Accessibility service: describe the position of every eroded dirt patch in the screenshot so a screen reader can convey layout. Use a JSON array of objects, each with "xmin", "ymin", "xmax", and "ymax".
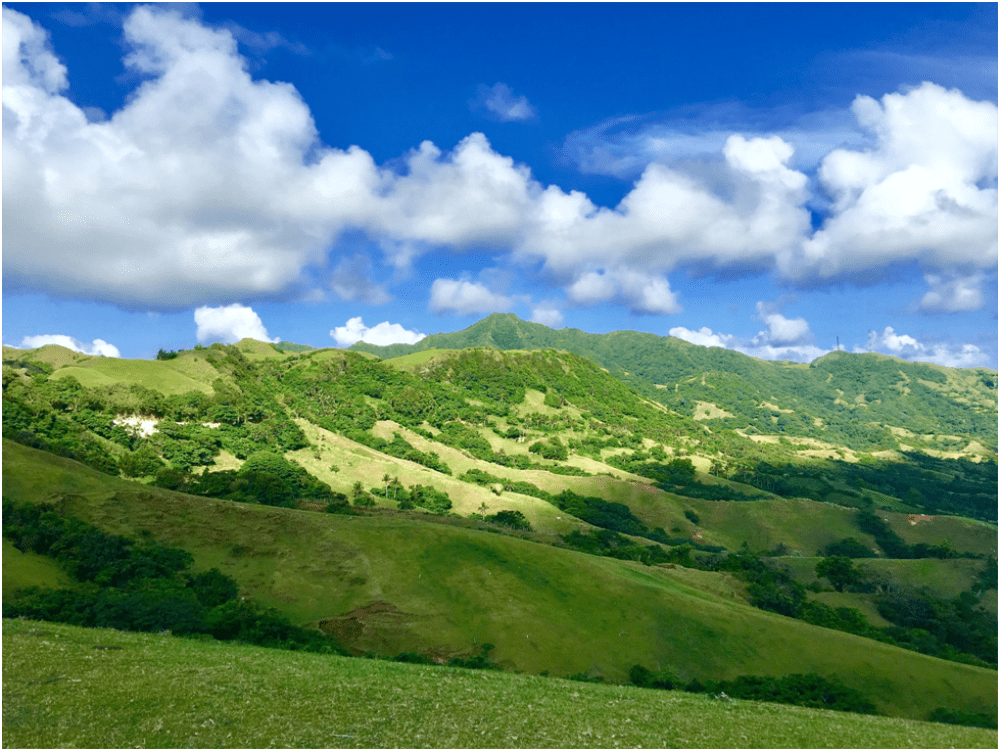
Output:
[{"xmin": 318, "ymin": 601, "xmax": 423, "ymax": 649}]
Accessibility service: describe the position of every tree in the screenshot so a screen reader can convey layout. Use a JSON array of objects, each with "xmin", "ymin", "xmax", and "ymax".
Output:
[
  {"xmin": 816, "ymin": 556, "xmax": 863, "ymax": 592},
  {"xmin": 382, "ymin": 473, "xmax": 391, "ymax": 498},
  {"xmin": 478, "ymin": 502, "xmax": 489, "ymax": 520}
]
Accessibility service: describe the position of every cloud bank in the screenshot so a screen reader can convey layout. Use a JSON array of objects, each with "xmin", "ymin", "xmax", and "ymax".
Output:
[{"xmin": 3, "ymin": 7, "xmax": 996, "ymax": 322}]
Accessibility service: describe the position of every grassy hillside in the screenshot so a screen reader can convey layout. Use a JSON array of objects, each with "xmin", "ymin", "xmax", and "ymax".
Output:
[
  {"xmin": 5, "ymin": 620, "xmax": 996, "ymax": 749},
  {"xmin": 3, "ymin": 441, "xmax": 997, "ymax": 723}
]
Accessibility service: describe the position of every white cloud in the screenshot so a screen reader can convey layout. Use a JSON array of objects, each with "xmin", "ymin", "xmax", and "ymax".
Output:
[
  {"xmin": 520, "ymin": 134, "xmax": 811, "ymax": 283},
  {"xmin": 751, "ymin": 301, "xmax": 813, "ymax": 347},
  {"xmin": 20, "ymin": 335, "xmax": 120, "ymax": 357},
  {"xmin": 474, "ymin": 83, "xmax": 537, "ymax": 122},
  {"xmin": 330, "ymin": 317, "xmax": 425, "ymax": 348},
  {"xmin": 3, "ymin": 6, "xmax": 384, "ymax": 310},
  {"xmin": 530, "ymin": 305, "xmax": 564, "ymax": 328},
  {"xmin": 567, "ymin": 269, "xmax": 682, "ymax": 315},
  {"xmin": 918, "ymin": 271, "xmax": 985, "ymax": 313},
  {"xmin": 784, "ymin": 83, "xmax": 998, "ymax": 281},
  {"xmin": 561, "ymin": 107, "xmax": 871, "ymax": 179},
  {"xmin": 670, "ymin": 301, "xmax": 826, "ymax": 363},
  {"xmin": 373, "ymin": 133, "xmax": 537, "ymax": 251},
  {"xmin": 194, "ymin": 304, "xmax": 278, "ymax": 345},
  {"xmin": 668, "ymin": 326, "xmax": 737, "ymax": 349},
  {"xmin": 3, "ymin": 5, "xmax": 538, "ymax": 310},
  {"xmin": 3, "ymin": 8, "xmax": 995, "ymax": 323},
  {"xmin": 860, "ymin": 326, "xmax": 990, "ymax": 368},
  {"xmin": 669, "ymin": 323, "xmax": 827, "ymax": 363},
  {"xmin": 429, "ymin": 279, "xmax": 515, "ymax": 316}
]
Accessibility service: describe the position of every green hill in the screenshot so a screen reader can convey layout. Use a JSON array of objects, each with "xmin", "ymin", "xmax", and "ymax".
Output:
[
  {"xmin": 351, "ymin": 314, "xmax": 998, "ymax": 458},
  {"xmin": 2, "ymin": 441, "xmax": 997, "ymax": 723}
]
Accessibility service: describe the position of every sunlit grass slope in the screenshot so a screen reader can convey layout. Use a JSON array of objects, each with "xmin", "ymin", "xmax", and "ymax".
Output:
[
  {"xmin": 3, "ymin": 619, "xmax": 996, "ymax": 749},
  {"xmin": 3, "ymin": 441, "xmax": 996, "ymax": 722}
]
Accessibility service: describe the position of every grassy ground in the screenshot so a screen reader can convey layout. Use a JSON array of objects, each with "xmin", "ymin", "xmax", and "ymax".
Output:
[
  {"xmin": 44, "ymin": 349, "xmax": 219, "ymax": 395},
  {"xmin": 4, "ymin": 440, "xmax": 997, "ymax": 722},
  {"xmin": 2, "ymin": 539, "xmax": 73, "ymax": 598},
  {"xmin": 3, "ymin": 619, "xmax": 996, "ymax": 749}
]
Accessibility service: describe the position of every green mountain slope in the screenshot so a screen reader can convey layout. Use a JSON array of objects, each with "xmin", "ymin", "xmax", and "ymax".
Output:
[
  {"xmin": 3, "ymin": 441, "xmax": 997, "ymax": 723},
  {"xmin": 351, "ymin": 314, "xmax": 998, "ymax": 457}
]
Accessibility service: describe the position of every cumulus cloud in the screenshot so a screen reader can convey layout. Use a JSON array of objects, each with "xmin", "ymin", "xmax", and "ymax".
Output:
[
  {"xmin": 918, "ymin": 271, "xmax": 985, "ymax": 313},
  {"xmin": 784, "ymin": 83, "xmax": 998, "ymax": 281},
  {"xmin": 330, "ymin": 317, "xmax": 425, "ymax": 348},
  {"xmin": 530, "ymin": 305, "xmax": 564, "ymax": 328},
  {"xmin": 429, "ymin": 279, "xmax": 515, "ymax": 315},
  {"xmin": 473, "ymin": 83, "xmax": 537, "ymax": 122},
  {"xmin": 5, "ymin": 9, "xmax": 536, "ymax": 310},
  {"xmin": 520, "ymin": 134, "xmax": 811, "ymax": 285},
  {"xmin": 670, "ymin": 300, "xmax": 826, "ymax": 363},
  {"xmin": 860, "ymin": 326, "xmax": 990, "ymax": 368},
  {"xmin": 194, "ymin": 304, "xmax": 278, "ymax": 345},
  {"xmin": 751, "ymin": 301, "xmax": 814, "ymax": 347},
  {"xmin": 3, "ymin": 7, "xmax": 996, "ymax": 323},
  {"xmin": 20, "ymin": 335, "xmax": 120, "ymax": 357},
  {"xmin": 567, "ymin": 269, "xmax": 682, "ymax": 315},
  {"xmin": 670, "ymin": 323, "xmax": 827, "ymax": 363}
]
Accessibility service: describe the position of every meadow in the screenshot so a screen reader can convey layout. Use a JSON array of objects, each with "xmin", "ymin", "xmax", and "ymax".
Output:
[{"xmin": 3, "ymin": 619, "xmax": 997, "ymax": 749}]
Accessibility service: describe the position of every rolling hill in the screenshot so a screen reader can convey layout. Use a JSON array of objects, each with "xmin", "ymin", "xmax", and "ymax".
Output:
[
  {"xmin": 3, "ymin": 441, "xmax": 997, "ymax": 723},
  {"xmin": 2, "ymin": 319, "xmax": 997, "ymax": 734},
  {"xmin": 351, "ymin": 313, "xmax": 999, "ymax": 459}
]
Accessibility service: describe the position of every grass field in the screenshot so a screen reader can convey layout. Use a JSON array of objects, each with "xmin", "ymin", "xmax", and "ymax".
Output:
[
  {"xmin": 2, "ymin": 539, "xmax": 73, "ymax": 598},
  {"xmin": 4, "ymin": 440, "xmax": 997, "ymax": 723},
  {"xmin": 3, "ymin": 619, "xmax": 996, "ymax": 749}
]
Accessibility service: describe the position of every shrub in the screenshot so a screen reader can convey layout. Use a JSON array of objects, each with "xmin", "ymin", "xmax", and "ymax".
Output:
[
  {"xmin": 823, "ymin": 537, "xmax": 877, "ymax": 558},
  {"xmin": 928, "ymin": 708, "xmax": 996, "ymax": 729},
  {"xmin": 486, "ymin": 509, "xmax": 531, "ymax": 531},
  {"xmin": 629, "ymin": 664, "xmax": 678, "ymax": 690}
]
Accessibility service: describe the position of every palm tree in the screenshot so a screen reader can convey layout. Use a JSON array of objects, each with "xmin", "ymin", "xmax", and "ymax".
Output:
[
  {"xmin": 478, "ymin": 501, "xmax": 489, "ymax": 520},
  {"xmin": 382, "ymin": 473, "xmax": 391, "ymax": 498}
]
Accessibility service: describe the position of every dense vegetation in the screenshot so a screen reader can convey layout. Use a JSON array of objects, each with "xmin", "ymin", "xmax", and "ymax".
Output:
[
  {"xmin": 692, "ymin": 550, "xmax": 998, "ymax": 668},
  {"xmin": 2, "ymin": 500, "xmax": 347, "ymax": 654},
  {"xmin": 628, "ymin": 666, "xmax": 877, "ymax": 715},
  {"xmin": 350, "ymin": 313, "xmax": 998, "ymax": 454}
]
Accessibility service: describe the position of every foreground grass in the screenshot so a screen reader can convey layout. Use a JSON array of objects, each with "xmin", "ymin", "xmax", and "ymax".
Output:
[{"xmin": 3, "ymin": 620, "xmax": 995, "ymax": 749}]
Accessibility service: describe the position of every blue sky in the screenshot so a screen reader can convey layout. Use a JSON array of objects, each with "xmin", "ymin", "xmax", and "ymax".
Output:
[{"xmin": 3, "ymin": 2, "xmax": 997, "ymax": 368}]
